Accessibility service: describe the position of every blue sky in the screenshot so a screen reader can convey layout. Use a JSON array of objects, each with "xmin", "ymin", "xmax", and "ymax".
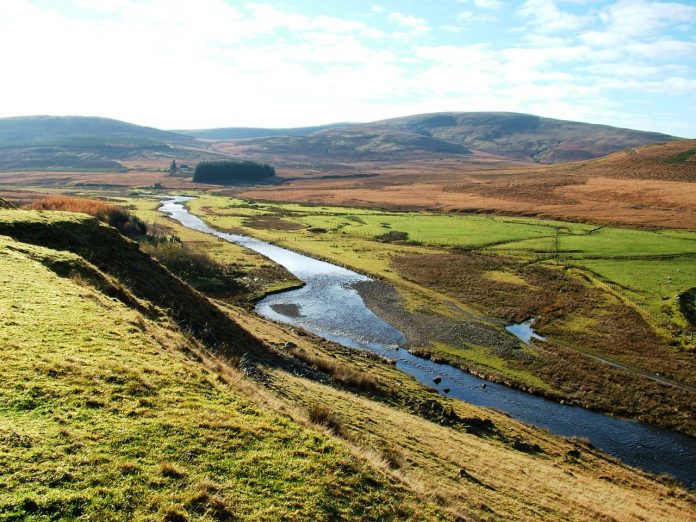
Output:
[{"xmin": 1, "ymin": 0, "xmax": 694, "ymax": 136}]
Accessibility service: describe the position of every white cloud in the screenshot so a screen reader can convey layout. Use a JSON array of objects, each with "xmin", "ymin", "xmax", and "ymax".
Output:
[
  {"xmin": 387, "ymin": 11, "xmax": 430, "ymax": 33},
  {"xmin": 457, "ymin": 10, "xmax": 476, "ymax": 21},
  {"xmin": 0, "ymin": 0, "xmax": 693, "ymax": 136},
  {"xmin": 0, "ymin": 0, "xmax": 413, "ymax": 128},
  {"xmin": 456, "ymin": 9, "xmax": 495, "ymax": 24},
  {"xmin": 581, "ymin": 0, "xmax": 696, "ymax": 46},
  {"xmin": 518, "ymin": 0, "xmax": 591, "ymax": 33}
]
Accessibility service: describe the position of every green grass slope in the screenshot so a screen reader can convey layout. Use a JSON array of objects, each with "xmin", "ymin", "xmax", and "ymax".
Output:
[
  {"xmin": 0, "ymin": 219, "xmax": 442, "ymax": 520},
  {"xmin": 0, "ymin": 210, "xmax": 268, "ymax": 362}
]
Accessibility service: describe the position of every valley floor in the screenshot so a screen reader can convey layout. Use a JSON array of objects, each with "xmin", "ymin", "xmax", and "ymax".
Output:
[
  {"xmin": 1, "ymin": 203, "xmax": 695, "ymax": 520},
  {"xmin": 169, "ymin": 194, "xmax": 696, "ymax": 437}
]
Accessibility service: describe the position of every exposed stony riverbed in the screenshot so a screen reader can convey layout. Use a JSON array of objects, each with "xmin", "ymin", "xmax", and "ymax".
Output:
[{"xmin": 353, "ymin": 279, "xmax": 528, "ymax": 360}]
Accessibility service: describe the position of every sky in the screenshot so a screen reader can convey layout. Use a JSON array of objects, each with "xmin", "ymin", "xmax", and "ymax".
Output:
[{"xmin": 1, "ymin": 0, "xmax": 695, "ymax": 136}]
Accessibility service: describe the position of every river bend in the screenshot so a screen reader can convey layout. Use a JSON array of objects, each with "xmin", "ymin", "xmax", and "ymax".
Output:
[{"xmin": 159, "ymin": 196, "xmax": 696, "ymax": 488}]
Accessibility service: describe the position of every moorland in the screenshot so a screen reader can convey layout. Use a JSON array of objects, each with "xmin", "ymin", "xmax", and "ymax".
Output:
[{"xmin": 1, "ymin": 112, "xmax": 695, "ymax": 520}]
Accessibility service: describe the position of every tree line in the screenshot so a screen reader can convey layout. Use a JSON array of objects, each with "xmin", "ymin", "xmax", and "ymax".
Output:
[{"xmin": 193, "ymin": 160, "xmax": 275, "ymax": 184}]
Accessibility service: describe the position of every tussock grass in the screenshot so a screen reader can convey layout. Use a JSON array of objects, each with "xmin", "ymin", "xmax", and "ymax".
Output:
[
  {"xmin": 28, "ymin": 195, "xmax": 146, "ymax": 236},
  {"xmin": 308, "ymin": 404, "xmax": 345, "ymax": 435},
  {"xmin": 141, "ymin": 240, "xmax": 243, "ymax": 297}
]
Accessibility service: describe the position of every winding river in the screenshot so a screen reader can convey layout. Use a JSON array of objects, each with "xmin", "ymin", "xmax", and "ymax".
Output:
[{"xmin": 159, "ymin": 196, "xmax": 696, "ymax": 488}]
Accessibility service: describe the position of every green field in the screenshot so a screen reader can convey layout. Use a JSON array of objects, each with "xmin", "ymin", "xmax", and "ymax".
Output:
[{"xmin": 187, "ymin": 195, "xmax": 696, "ymax": 335}]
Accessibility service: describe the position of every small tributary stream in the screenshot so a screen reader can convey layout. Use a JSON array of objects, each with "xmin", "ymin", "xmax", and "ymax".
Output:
[{"xmin": 159, "ymin": 196, "xmax": 696, "ymax": 488}]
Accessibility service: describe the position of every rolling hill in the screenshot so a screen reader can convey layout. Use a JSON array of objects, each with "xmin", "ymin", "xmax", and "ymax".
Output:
[
  {"xmin": 369, "ymin": 112, "xmax": 678, "ymax": 162},
  {"xmin": 175, "ymin": 122, "xmax": 350, "ymax": 140},
  {"xmin": 0, "ymin": 116, "xmax": 192, "ymax": 148},
  {"xmin": 0, "ymin": 116, "xmax": 216, "ymax": 171},
  {"xmin": 0, "ymin": 112, "xmax": 681, "ymax": 174},
  {"xmin": 208, "ymin": 112, "xmax": 678, "ymax": 165}
]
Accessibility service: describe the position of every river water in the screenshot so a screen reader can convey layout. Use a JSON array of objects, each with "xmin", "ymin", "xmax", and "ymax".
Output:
[{"xmin": 159, "ymin": 196, "xmax": 696, "ymax": 488}]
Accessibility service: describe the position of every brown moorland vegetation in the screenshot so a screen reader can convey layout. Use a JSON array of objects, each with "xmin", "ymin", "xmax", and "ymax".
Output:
[
  {"xmin": 239, "ymin": 139, "xmax": 696, "ymax": 230},
  {"xmin": 28, "ymin": 195, "xmax": 146, "ymax": 236},
  {"xmin": 3, "ymin": 139, "xmax": 693, "ymax": 229}
]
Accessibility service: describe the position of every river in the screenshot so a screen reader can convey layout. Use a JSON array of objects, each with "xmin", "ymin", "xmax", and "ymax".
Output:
[{"xmin": 159, "ymin": 196, "xmax": 696, "ymax": 488}]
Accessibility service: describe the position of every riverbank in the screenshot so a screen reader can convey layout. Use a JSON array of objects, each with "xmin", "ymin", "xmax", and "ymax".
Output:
[
  {"xmin": 354, "ymin": 276, "xmax": 696, "ymax": 437},
  {"xmin": 353, "ymin": 279, "xmax": 559, "ymax": 396}
]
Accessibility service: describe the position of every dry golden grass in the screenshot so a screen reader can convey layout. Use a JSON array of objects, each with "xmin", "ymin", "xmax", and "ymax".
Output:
[
  {"xmin": 28, "ymin": 194, "xmax": 122, "ymax": 216},
  {"xmin": 26, "ymin": 195, "xmax": 147, "ymax": 236},
  {"xmin": 0, "ymin": 169, "xmax": 195, "ymax": 189},
  {"xmin": 238, "ymin": 139, "xmax": 696, "ymax": 229},
  {"xmin": 3, "ymin": 139, "xmax": 694, "ymax": 229}
]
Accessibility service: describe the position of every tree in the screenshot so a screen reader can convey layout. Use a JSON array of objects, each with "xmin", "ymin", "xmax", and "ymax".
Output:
[
  {"xmin": 168, "ymin": 159, "xmax": 177, "ymax": 174},
  {"xmin": 193, "ymin": 160, "xmax": 275, "ymax": 184}
]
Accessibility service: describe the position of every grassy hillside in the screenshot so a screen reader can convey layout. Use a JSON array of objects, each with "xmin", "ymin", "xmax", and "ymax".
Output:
[
  {"xmin": 372, "ymin": 112, "xmax": 677, "ymax": 162},
  {"xmin": 558, "ymin": 138, "xmax": 696, "ymax": 182},
  {"xmin": 1, "ymin": 204, "xmax": 695, "ymax": 520},
  {"xmin": 0, "ymin": 210, "xmax": 268, "ymax": 362},
  {"xmin": 0, "ymin": 230, "xmax": 438, "ymax": 520}
]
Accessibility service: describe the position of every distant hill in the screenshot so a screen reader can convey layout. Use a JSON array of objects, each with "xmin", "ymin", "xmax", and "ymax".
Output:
[
  {"xmin": 213, "ymin": 112, "xmax": 677, "ymax": 164},
  {"xmin": 176, "ymin": 123, "xmax": 350, "ymax": 140},
  {"xmin": 0, "ymin": 115, "xmax": 193, "ymax": 148},
  {"xmin": 0, "ymin": 112, "xmax": 680, "ymax": 172},
  {"xmin": 216, "ymin": 127, "xmax": 473, "ymax": 163},
  {"xmin": 0, "ymin": 116, "xmax": 208, "ymax": 171},
  {"xmin": 371, "ymin": 112, "xmax": 678, "ymax": 162}
]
